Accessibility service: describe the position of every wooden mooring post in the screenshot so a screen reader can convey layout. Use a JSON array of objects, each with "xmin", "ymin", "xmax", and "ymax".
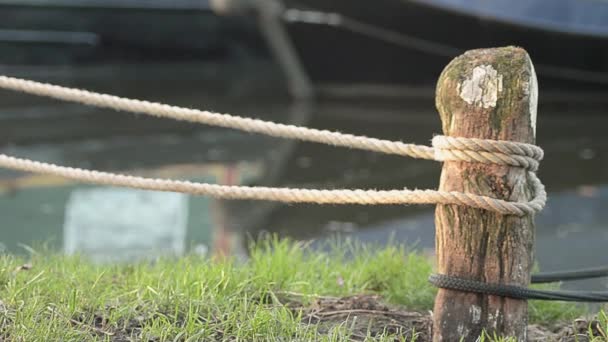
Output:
[{"xmin": 433, "ymin": 47, "xmax": 538, "ymax": 341}]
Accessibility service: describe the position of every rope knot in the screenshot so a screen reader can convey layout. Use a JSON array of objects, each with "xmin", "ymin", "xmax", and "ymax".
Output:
[{"xmin": 431, "ymin": 135, "xmax": 543, "ymax": 172}]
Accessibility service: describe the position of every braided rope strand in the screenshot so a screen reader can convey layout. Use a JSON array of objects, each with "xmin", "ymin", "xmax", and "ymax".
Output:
[
  {"xmin": 0, "ymin": 76, "xmax": 436, "ymax": 160},
  {"xmin": 432, "ymin": 136, "xmax": 542, "ymax": 171},
  {"xmin": 429, "ymin": 274, "xmax": 608, "ymax": 302},
  {"xmin": 0, "ymin": 154, "xmax": 544, "ymax": 215}
]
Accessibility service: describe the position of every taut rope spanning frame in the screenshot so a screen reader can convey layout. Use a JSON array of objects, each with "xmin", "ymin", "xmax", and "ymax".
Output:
[{"xmin": 0, "ymin": 75, "xmax": 545, "ymax": 216}]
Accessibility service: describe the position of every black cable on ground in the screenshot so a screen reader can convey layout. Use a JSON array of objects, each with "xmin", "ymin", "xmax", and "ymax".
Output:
[
  {"xmin": 429, "ymin": 272, "xmax": 608, "ymax": 302},
  {"xmin": 531, "ymin": 266, "xmax": 608, "ymax": 283}
]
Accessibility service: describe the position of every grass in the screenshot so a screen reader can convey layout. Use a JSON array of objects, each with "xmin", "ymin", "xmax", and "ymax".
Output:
[{"xmin": 0, "ymin": 237, "xmax": 605, "ymax": 341}]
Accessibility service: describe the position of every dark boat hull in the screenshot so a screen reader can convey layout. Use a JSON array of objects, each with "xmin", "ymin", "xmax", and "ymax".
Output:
[
  {"xmin": 283, "ymin": 0, "xmax": 608, "ymax": 92},
  {"xmin": 0, "ymin": 2, "xmax": 263, "ymax": 65},
  {"xmin": 1, "ymin": 0, "xmax": 607, "ymax": 93}
]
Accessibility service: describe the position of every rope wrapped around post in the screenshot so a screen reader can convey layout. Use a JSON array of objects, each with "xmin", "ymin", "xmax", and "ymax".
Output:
[{"xmin": 0, "ymin": 75, "xmax": 545, "ymax": 216}]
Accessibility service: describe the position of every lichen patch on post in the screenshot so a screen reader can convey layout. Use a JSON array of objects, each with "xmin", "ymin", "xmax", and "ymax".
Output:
[
  {"xmin": 527, "ymin": 59, "xmax": 539, "ymax": 138},
  {"xmin": 459, "ymin": 65, "xmax": 503, "ymax": 109},
  {"xmin": 470, "ymin": 305, "xmax": 481, "ymax": 324}
]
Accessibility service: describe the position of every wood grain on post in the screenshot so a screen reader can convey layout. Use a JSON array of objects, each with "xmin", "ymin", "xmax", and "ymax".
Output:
[{"xmin": 433, "ymin": 47, "xmax": 538, "ymax": 341}]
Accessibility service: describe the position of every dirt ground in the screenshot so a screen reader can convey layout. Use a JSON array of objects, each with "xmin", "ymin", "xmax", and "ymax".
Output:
[
  {"xmin": 67, "ymin": 294, "xmax": 605, "ymax": 341},
  {"xmin": 288, "ymin": 294, "xmax": 605, "ymax": 342}
]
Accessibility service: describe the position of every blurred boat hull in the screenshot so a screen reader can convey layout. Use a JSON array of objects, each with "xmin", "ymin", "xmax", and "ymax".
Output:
[
  {"xmin": 283, "ymin": 0, "xmax": 608, "ymax": 91},
  {"xmin": 0, "ymin": 0, "xmax": 262, "ymax": 65}
]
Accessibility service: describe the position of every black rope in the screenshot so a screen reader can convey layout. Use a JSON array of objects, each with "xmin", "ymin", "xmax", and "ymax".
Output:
[
  {"xmin": 531, "ymin": 266, "xmax": 608, "ymax": 284},
  {"xmin": 429, "ymin": 267, "xmax": 608, "ymax": 302}
]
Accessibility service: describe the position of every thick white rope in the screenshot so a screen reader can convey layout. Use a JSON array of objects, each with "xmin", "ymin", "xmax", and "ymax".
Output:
[
  {"xmin": 0, "ymin": 76, "xmax": 546, "ymax": 216},
  {"xmin": 0, "ymin": 154, "xmax": 545, "ymax": 216},
  {"xmin": 0, "ymin": 76, "xmax": 435, "ymax": 160}
]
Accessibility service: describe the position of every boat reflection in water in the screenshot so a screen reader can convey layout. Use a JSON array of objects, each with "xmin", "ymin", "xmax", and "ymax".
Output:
[
  {"xmin": 64, "ymin": 188, "xmax": 190, "ymax": 263},
  {"xmin": 0, "ymin": 160, "xmax": 262, "ymax": 263}
]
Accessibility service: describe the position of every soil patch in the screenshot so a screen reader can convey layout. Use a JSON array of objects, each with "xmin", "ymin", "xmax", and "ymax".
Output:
[
  {"xmin": 292, "ymin": 294, "xmax": 431, "ymax": 341},
  {"xmin": 287, "ymin": 294, "xmax": 605, "ymax": 341},
  {"xmin": 11, "ymin": 295, "xmax": 604, "ymax": 341}
]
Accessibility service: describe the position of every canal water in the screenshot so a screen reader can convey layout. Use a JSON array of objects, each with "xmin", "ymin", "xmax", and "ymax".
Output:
[{"xmin": 1, "ymin": 61, "xmax": 607, "ymax": 292}]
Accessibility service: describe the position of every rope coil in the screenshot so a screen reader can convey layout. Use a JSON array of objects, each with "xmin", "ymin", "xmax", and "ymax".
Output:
[
  {"xmin": 0, "ymin": 75, "xmax": 545, "ymax": 216},
  {"xmin": 432, "ymin": 136, "xmax": 543, "ymax": 172}
]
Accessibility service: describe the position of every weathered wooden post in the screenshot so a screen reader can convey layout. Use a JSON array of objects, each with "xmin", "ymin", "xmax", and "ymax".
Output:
[{"xmin": 433, "ymin": 46, "xmax": 538, "ymax": 341}]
